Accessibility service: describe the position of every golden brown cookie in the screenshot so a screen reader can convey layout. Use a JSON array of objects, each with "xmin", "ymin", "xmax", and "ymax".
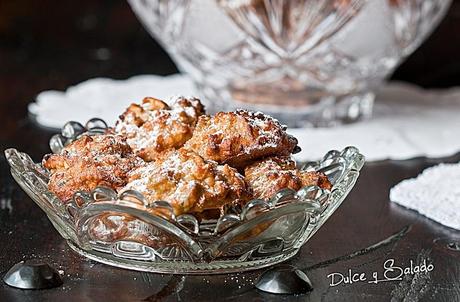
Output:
[
  {"xmin": 244, "ymin": 156, "xmax": 332, "ymax": 200},
  {"xmin": 183, "ymin": 110, "xmax": 298, "ymax": 169},
  {"xmin": 43, "ymin": 134, "xmax": 142, "ymax": 202},
  {"xmin": 124, "ymin": 148, "xmax": 250, "ymax": 217},
  {"xmin": 115, "ymin": 96, "xmax": 205, "ymax": 161}
]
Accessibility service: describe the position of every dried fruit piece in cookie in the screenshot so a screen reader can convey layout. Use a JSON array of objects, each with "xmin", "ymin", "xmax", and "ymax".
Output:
[
  {"xmin": 43, "ymin": 134, "xmax": 143, "ymax": 202},
  {"xmin": 244, "ymin": 156, "xmax": 332, "ymax": 200},
  {"xmin": 115, "ymin": 96, "xmax": 205, "ymax": 161},
  {"xmin": 123, "ymin": 148, "xmax": 250, "ymax": 217},
  {"xmin": 183, "ymin": 110, "xmax": 299, "ymax": 169}
]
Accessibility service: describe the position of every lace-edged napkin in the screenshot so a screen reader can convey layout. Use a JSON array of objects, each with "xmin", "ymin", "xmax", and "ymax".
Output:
[
  {"xmin": 29, "ymin": 74, "xmax": 460, "ymax": 162},
  {"xmin": 390, "ymin": 163, "xmax": 460, "ymax": 230}
]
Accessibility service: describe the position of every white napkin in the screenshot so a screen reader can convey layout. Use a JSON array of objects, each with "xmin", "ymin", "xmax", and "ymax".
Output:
[
  {"xmin": 390, "ymin": 163, "xmax": 460, "ymax": 230},
  {"xmin": 29, "ymin": 74, "xmax": 460, "ymax": 162}
]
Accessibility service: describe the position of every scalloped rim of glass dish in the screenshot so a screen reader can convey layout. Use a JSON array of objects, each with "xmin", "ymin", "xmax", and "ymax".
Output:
[{"xmin": 4, "ymin": 120, "xmax": 364, "ymax": 274}]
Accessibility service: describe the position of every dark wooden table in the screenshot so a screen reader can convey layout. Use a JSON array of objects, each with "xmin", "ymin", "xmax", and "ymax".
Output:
[{"xmin": 1, "ymin": 1, "xmax": 460, "ymax": 301}]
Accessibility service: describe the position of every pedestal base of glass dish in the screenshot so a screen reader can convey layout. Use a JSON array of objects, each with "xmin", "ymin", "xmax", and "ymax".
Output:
[
  {"xmin": 200, "ymin": 85, "xmax": 375, "ymax": 128},
  {"xmin": 68, "ymin": 241, "xmax": 300, "ymax": 275}
]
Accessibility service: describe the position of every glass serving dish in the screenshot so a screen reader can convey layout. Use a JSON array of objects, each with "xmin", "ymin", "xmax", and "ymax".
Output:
[{"xmin": 5, "ymin": 119, "xmax": 364, "ymax": 274}]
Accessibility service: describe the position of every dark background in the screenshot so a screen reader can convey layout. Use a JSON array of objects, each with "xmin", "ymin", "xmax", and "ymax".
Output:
[{"xmin": 0, "ymin": 0, "xmax": 459, "ymax": 140}]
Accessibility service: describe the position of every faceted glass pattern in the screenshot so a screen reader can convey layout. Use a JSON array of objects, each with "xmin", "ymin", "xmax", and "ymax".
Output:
[{"xmin": 128, "ymin": 0, "xmax": 451, "ymax": 126}]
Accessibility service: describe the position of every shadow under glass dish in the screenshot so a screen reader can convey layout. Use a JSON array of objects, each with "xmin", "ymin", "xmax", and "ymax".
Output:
[
  {"xmin": 5, "ymin": 120, "xmax": 364, "ymax": 274},
  {"xmin": 127, "ymin": 0, "xmax": 451, "ymax": 127}
]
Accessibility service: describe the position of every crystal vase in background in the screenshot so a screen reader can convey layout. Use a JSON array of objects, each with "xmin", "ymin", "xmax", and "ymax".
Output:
[{"xmin": 128, "ymin": 0, "xmax": 451, "ymax": 127}]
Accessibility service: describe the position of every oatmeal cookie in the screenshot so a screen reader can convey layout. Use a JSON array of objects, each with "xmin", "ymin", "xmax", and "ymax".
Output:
[
  {"xmin": 43, "ymin": 134, "xmax": 142, "ymax": 202},
  {"xmin": 184, "ymin": 110, "xmax": 299, "ymax": 169},
  {"xmin": 244, "ymin": 156, "xmax": 332, "ymax": 200},
  {"xmin": 115, "ymin": 96, "xmax": 205, "ymax": 161},
  {"xmin": 124, "ymin": 148, "xmax": 250, "ymax": 217}
]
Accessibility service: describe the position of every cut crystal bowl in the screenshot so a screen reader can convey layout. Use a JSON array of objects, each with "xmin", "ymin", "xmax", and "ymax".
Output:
[
  {"xmin": 128, "ymin": 0, "xmax": 451, "ymax": 126},
  {"xmin": 5, "ymin": 119, "xmax": 364, "ymax": 274}
]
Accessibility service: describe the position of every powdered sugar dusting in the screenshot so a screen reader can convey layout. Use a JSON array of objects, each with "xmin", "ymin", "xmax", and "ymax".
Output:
[
  {"xmin": 124, "ymin": 149, "xmax": 248, "ymax": 214},
  {"xmin": 238, "ymin": 109, "xmax": 288, "ymax": 151},
  {"xmin": 115, "ymin": 96, "xmax": 204, "ymax": 158}
]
